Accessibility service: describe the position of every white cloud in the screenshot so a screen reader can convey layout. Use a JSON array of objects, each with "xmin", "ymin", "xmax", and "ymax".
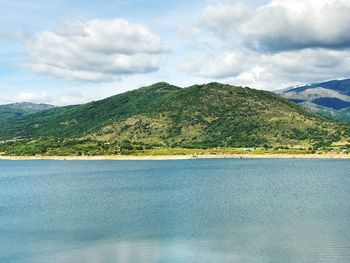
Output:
[
  {"xmin": 0, "ymin": 90, "xmax": 103, "ymax": 106},
  {"xmin": 181, "ymin": 0, "xmax": 350, "ymax": 89},
  {"xmin": 0, "ymin": 91, "xmax": 49, "ymax": 104},
  {"xmin": 23, "ymin": 18, "xmax": 170, "ymax": 82},
  {"xmin": 260, "ymin": 48, "xmax": 350, "ymax": 83},
  {"xmin": 201, "ymin": 0, "xmax": 350, "ymax": 52},
  {"xmin": 182, "ymin": 46, "xmax": 350, "ymax": 89},
  {"xmin": 181, "ymin": 51, "xmax": 245, "ymax": 78},
  {"xmin": 241, "ymin": 48, "xmax": 350, "ymax": 89},
  {"xmin": 200, "ymin": 3, "xmax": 250, "ymax": 34},
  {"xmin": 51, "ymin": 91, "xmax": 102, "ymax": 105}
]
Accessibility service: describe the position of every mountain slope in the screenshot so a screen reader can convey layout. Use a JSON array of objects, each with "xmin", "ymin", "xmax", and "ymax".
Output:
[
  {"xmin": 0, "ymin": 83, "xmax": 347, "ymax": 154},
  {"xmin": 0, "ymin": 82, "xmax": 181, "ymax": 139},
  {"xmin": 279, "ymin": 79, "xmax": 350, "ymax": 122}
]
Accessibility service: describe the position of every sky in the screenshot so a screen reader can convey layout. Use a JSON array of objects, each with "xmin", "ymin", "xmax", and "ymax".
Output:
[{"xmin": 1, "ymin": 0, "xmax": 350, "ymax": 105}]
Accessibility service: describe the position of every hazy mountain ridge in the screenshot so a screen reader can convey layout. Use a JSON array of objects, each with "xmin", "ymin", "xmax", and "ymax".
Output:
[
  {"xmin": 0, "ymin": 102, "xmax": 56, "ymax": 121},
  {"xmin": 280, "ymin": 79, "xmax": 350, "ymax": 122}
]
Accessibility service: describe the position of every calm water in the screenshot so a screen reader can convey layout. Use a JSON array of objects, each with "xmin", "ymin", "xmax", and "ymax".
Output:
[{"xmin": 0, "ymin": 159, "xmax": 350, "ymax": 263}]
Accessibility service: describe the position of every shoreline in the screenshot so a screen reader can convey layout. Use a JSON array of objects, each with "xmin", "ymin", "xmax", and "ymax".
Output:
[{"xmin": 1, "ymin": 153, "xmax": 350, "ymax": 160}]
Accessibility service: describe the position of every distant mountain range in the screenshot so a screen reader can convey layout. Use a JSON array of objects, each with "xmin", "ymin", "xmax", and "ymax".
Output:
[
  {"xmin": 0, "ymin": 82, "xmax": 348, "ymax": 156},
  {"xmin": 0, "ymin": 102, "xmax": 55, "ymax": 121},
  {"xmin": 279, "ymin": 79, "xmax": 350, "ymax": 122}
]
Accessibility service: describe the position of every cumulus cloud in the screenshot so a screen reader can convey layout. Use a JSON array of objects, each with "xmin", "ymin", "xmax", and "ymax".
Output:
[
  {"xmin": 0, "ymin": 90, "xmax": 104, "ymax": 106},
  {"xmin": 254, "ymin": 48, "xmax": 350, "ymax": 89},
  {"xmin": 260, "ymin": 48, "xmax": 350, "ymax": 82},
  {"xmin": 23, "ymin": 18, "xmax": 170, "ymax": 82},
  {"xmin": 0, "ymin": 91, "xmax": 49, "ymax": 104},
  {"xmin": 200, "ymin": 0, "xmax": 350, "ymax": 52},
  {"xmin": 181, "ymin": 51, "xmax": 246, "ymax": 78},
  {"xmin": 200, "ymin": 3, "xmax": 250, "ymax": 34},
  {"xmin": 181, "ymin": 0, "xmax": 350, "ymax": 89},
  {"xmin": 182, "ymin": 46, "xmax": 350, "ymax": 89}
]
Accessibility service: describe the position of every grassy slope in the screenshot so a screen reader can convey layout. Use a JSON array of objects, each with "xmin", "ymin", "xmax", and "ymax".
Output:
[
  {"xmin": 0, "ymin": 82, "xmax": 181, "ymax": 139},
  {"xmin": 92, "ymin": 83, "xmax": 347, "ymax": 148}
]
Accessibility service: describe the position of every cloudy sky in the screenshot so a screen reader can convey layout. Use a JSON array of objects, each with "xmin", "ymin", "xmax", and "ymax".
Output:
[{"xmin": 1, "ymin": 0, "xmax": 350, "ymax": 105}]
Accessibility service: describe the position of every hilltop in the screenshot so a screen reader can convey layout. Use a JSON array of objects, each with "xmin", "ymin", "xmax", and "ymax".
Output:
[{"xmin": 0, "ymin": 82, "xmax": 349, "ymax": 156}]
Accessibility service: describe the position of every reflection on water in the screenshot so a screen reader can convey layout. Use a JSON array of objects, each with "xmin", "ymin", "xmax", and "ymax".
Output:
[
  {"xmin": 31, "ymin": 238, "xmax": 350, "ymax": 263},
  {"xmin": 34, "ymin": 240, "xmax": 243, "ymax": 263},
  {"xmin": 0, "ymin": 159, "xmax": 350, "ymax": 262}
]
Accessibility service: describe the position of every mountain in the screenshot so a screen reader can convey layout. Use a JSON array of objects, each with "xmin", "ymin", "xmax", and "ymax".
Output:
[
  {"xmin": 279, "ymin": 79, "xmax": 350, "ymax": 122},
  {"xmin": 0, "ymin": 82, "xmax": 348, "ymax": 155},
  {"xmin": 0, "ymin": 102, "xmax": 55, "ymax": 121}
]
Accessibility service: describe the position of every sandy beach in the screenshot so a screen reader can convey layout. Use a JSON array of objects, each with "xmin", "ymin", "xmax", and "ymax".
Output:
[{"xmin": 1, "ymin": 153, "xmax": 350, "ymax": 160}]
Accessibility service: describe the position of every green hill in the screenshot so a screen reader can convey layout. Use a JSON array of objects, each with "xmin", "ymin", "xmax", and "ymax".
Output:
[{"xmin": 0, "ymin": 82, "xmax": 349, "ymax": 156}]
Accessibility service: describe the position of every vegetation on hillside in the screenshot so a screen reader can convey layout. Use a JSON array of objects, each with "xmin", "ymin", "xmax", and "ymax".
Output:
[{"xmin": 0, "ymin": 82, "xmax": 349, "ymax": 156}]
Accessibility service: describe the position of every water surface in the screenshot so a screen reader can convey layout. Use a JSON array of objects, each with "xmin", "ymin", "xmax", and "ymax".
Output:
[{"xmin": 0, "ymin": 159, "xmax": 349, "ymax": 262}]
